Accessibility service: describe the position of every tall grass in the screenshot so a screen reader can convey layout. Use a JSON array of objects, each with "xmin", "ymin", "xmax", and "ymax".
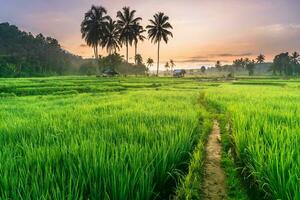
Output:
[
  {"xmin": 2, "ymin": 76, "xmax": 299, "ymax": 199},
  {"xmin": 0, "ymin": 77, "xmax": 205, "ymax": 199},
  {"xmin": 206, "ymin": 85, "xmax": 300, "ymax": 199}
]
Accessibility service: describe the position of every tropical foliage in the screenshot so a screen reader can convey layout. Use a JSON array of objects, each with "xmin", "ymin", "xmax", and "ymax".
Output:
[
  {"xmin": 146, "ymin": 12, "xmax": 173, "ymax": 76},
  {"xmin": 79, "ymin": 53, "xmax": 147, "ymax": 75},
  {"xmin": 117, "ymin": 7, "xmax": 142, "ymax": 62},
  {"xmin": 80, "ymin": 5, "xmax": 173, "ymax": 75},
  {"xmin": 232, "ymin": 58, "xmax": 256, "ymax": 75},
  {"xmin": 81, "ymin": 6, "xmax": 110, "ymax": 59},
  {"xmin": 256, "ymin": 54, "xmax": 265, "ymax": 63},
  {"xmin": 101, "ymin": 18, "xmax": 121, "ymax": 55},
  {"xmin": 270, "ymin": 52, "xmax": 300, "ymax": 75},
  {"xmin": 170, "ymin": 59, "xmax": 175, "ymax": 71},
  {"xmin": 0, "ymin": 5, "xmax": 173, "ymax": 77},
  {"xmin": 0, "ymin": 23, "xmax": 82, "ymax": 77}
]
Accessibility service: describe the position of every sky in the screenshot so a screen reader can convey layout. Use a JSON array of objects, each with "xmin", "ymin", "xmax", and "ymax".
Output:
[{"xmin": 0, "ymin": 0, "xmax": 300, "ymax": 69}]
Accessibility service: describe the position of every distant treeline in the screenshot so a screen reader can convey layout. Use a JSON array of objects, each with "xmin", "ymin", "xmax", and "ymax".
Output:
[
  {"xmin": 0, "ymin": 22, "xmax": 147, "ymax": 77},
  {"xmin": 214, "ymin": 52, "xmax": 300, "ymax": 76},
  {"xmin": 0, "ymin": 23, "xmax": 83, "ymax": 77}
]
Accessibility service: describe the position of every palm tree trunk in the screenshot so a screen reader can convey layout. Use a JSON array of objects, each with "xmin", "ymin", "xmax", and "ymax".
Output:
[
  {"xmin": 135, "ymin": 42, "xmax": 137, "ymax": 64},
  {"xmin": 126, "ymin": 41, "xmax": 129, "ymax": 63},
  {"xmin": 93, "ymin": 44, "xmax": 99, "ymax": 59},
  {"xmin": 157, "ymin": 40, "xmax": 160, "ymax": 76},
  {"xmin": 93, "ymin": 46, "xmax": 96, "ymax": 59},
  {"xmin": 95, "ymin": 45, "xmax": 99, "ymax": 75},
  {"xmin": 96, "ymin": 45, "xmax": 98, "ymax": 59}
]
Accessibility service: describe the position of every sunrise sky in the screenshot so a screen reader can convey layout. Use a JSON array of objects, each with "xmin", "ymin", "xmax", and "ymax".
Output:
[{"xmin": 1, "ymin": 0, "xmax": 300, "ymax": 68}]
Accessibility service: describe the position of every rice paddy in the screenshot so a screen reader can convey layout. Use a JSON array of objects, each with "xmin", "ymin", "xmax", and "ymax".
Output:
[
  {"xmin": 206, "ymin": 81, "xmax": 300, "ymax": 199},
  {"xmin": 0, "ymin": 76, "xmax": 299, "ymax": 199}
]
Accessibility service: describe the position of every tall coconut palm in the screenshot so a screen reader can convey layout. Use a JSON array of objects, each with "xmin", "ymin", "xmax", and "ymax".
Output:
[
  {"xmin": 146, "ymin": 12, "xmax": 173, "ymax": 76},
  {"xmin": 101, "ymin": 18, "xmax": 121, "ymax": 55},
  {"xmin": 117, "ymin": 7, "xmax": 142, "ymax": 63},
  {"xmin": 133, "ymin": 23, "xmax": 146, "ymax": 63},
  {"xmin": 256, "ymin": 54, "xmax": 265, "ymax": 64},
  {"xmin": 81, "ymin": 5, "xmax": 109, "ymax": 59}
]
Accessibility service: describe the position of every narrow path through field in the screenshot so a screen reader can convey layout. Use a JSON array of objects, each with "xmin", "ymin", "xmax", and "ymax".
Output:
[{"xmin": 202, "ymin": 120, "xmax": 227, "ymax": 200}]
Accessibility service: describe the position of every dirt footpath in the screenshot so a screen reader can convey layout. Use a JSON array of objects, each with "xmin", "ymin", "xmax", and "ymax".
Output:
[{"xmin": 202, "ymin": 120, "xmax": 227, "ymax": 200}]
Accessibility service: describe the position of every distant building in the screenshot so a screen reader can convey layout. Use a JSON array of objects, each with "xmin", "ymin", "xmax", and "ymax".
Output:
[{"xmin": 173, "ymin": 69, "xmax": 186, "ymax": 77}]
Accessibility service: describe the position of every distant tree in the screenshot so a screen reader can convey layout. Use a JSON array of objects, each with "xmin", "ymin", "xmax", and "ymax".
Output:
[
  {"xmin": 215, "ymin": 60, "xmax": 222, "ymax": 71},
  {"xmin": 269, "ymin": 63, "xmax": 277, "ymax": 75},
  {"xmin": 79, "ymin": 60, "xmax": 98, "ymax": 75},
  {"xmin": 291, "ymin": 52, "xmax": 300, "ymax": 75},
  {"xmin": 133, "ymin": 23, "xmax": 146, "ymax": 63},
  {"xmin": 165, "ymin": 62, "xmax": 170, "ymax": 71},
  {"xmin": 101, "ymin": 18, "xmax": 121, "ymax": 55},
  {"xmin": 147, "ymin": 58, "xmax": 154, "ymax": 67},
  {"xmin": 233, "ymin": 59, "xmax": 240, "ymax": 69},
  {"xmin": 232, "ymin": 57, "xmax": 255, "ymax": 75},
  {"xmin": 291, "ymin": 52, "xmax": 300, "ymax": 63},
  {"xmin": 244, "ymin": 58, "xmax": 250, "ymax": 65},
  {"xmin": 146, "ymin": 58, "xmax": 154, "ymax": 72},
  {"xmin": 146, "ymin": 12, "xmax": 173, "ymax": 76},
  {"xmin": 256, "ymin": 54, "xmax": 265, "ymax": 63},
  {"xmin": 81, "ymin": 6, "xmax": 109, "ymax": 59},
  {"xmin": 0, "ymin": 55, "xmax": 17, "ymax": 77},
  {"xmin": 246, "ymin": 59, "xmax": 255, "ymax": 76},
  {"xmin": 135, "ymin": 54, "xmax": 143, "ymax": 65},
  {"xmin": 233, "ymin": 59, "xmax": 243, "ymax": 69},
  {"xmin": 273, "ymin": 52, "xmax": 291, "ymax": 75},
  {"xmin": 170, "ymin": 59, "xmax": 175, "ymax": 71},
  {"xmin": 96, "ymin": 53, "xmax": 145, "ymax": 75},
  {"xmin": 117, "ymin": 7, "xmax": 142, "ymax": 63},
  {"xmin": 99, "ymin": 53, "xmax": 123, "ymax": 70},
  {"xmin": 201, "ymin": 66, "xmax": 206, "ymax": 74}
]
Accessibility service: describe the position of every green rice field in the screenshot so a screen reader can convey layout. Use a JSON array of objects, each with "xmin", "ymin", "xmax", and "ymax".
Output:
[{"xmin": 0, "ymin": 76, "xmax": 299, "ymax": 199}]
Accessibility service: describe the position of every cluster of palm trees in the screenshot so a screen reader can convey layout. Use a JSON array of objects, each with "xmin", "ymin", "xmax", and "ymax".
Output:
[
  {"xmin": 164, "ymin": 59, "xmax": 176, "ymax": 72},
  {"xmin": 81, "ymin": 5, "xmax": 173, "ymax": 76}
]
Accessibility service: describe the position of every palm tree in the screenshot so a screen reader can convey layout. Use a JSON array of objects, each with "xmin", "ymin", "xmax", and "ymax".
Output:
[
  {"xmin": 147, "ymin": 58, "xmax": 154, "ymax": 67},
  {"xmin": 146, "ymin": 12, "xmax": 173, "ymax": 76},
  {"xmin": 117, "ymin": 7, "xmax": 142, "ymax": 63},
  {"xmin": 256, "ymin": 54, "xmax": 265, "ymax": 63},
  {"xmin": 165, "ymin": 62, "xmax": 170, "ymax": 71},
  {"xmin": 133, "ymin": 23, "xmax": 146, "ymax": 64},
  {"xmin": 135, "ymin": 54, "xmax": 143, "ymax": 65},
  {"xmin": 146, "ymin": 58, "xmax": 154, "ymax": 72},
  {"xmin": 233, "ymin": 58, "xmax": 244, "ymax": 68},
  {"xmin": 291, "ymin": 52, "xmax": 300, "ymax": 63},
  {"xmin": 170, "ymin": 59, "xmax": 175, "ymax": 72},
  {"xmin": 81, "ymin": 5, "xmax": 109, "ymax": 59},
  {"xmin": 101, "ymin": 18, "xmax": 121, "ymax": 55},
  {"xmin": 291, "ymin": 52, "xmax": 300, "ymax": 75}
]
